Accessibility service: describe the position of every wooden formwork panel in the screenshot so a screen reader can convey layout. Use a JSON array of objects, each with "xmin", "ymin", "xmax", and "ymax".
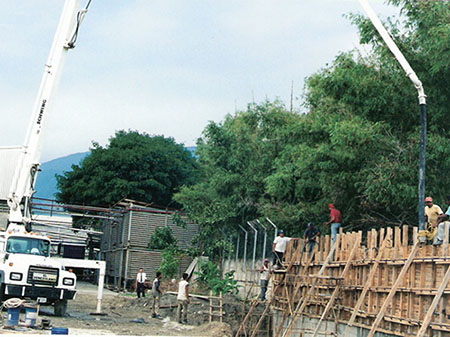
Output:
[{"xmin": 272, "ymin": 225, "xmax": 450, "ymax": 337}]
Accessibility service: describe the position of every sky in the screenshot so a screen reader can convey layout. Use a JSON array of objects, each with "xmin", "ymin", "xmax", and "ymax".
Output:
[{"xmin": 0, "ymin": 0, "xmax": 399, "ymax": 162}]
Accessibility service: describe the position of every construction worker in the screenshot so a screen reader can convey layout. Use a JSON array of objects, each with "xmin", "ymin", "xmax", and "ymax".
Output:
[
  {"xmin": 437, "ymin": 196, "xmax": 450, "ymax": 225},
  {"xmin": 259, "ymin": 258, "xmax": 270, "ymax": 301},
  {"xmin": 425, "ymin": 196, "xmax": 444, "ymax": 245},
  {"xmin": 177, "ymin": 273, "xmax": 190, "ymax": 324},
  {"xmin": 151, "ymin": 271, "xmax": 163, "ymax": 318},
  {"xmin": 304, "ymin": 222, "xmax": 320, "ymax": 256},
  {"xmin": 135, "ymin": 268, "xmax": 146, "ymax": 298},
  {"xmin": 324, "ymin": 204, "xmax": 342, "ymax": 242},
  {"xmin": 272, "ymin": 230, "xmax": 297, "ymax": 269}
]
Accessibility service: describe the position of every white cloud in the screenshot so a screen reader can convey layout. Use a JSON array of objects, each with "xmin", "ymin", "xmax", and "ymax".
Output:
[{"xmin": 0, "ymin": 0, "xmax": 399, "ymax": 162}]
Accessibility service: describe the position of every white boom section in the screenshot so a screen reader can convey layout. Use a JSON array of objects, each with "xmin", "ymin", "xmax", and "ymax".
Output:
[
  {"xmin": 357, "ymin": 0, "xmax": 426, "ymax": 105},
  {"xmin": 7, "ymin": 0, "xmax": 87, "ymax": 224}
]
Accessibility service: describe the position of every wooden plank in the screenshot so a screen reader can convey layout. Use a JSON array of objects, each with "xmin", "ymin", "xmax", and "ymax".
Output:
[
  {"xmin": 371, "ymin": 229, "xmax": 378, "ymax": 260},
  {"xmin": 379, "ymin": 228, "xmax": 385, "ymax": 249},
  {"xmin": 443, "ymin": 222, "xmax": 449, "ymax": 257},
  {"xmin": 403, "ymin": 225, "xmax": 409, "ymax": 258},
  {"xmin": 324, "ymin": 235, "xmax": 330, "ymax": 262},
  {"xmin": 395, "ymin": 226, "xmax": 401, "ymax": 259},
  {"xmin": 367, "ymin": 241, "xmax": 419, "ymax": 337},
  {"xmin": 312, "ymin": 236, "xmax": 361, "ymax": 337},
  {"xmin": 278, "ymin": 238, "xmax": 339, "ymax": 337},
  {"xmin": 413, "ymin": 226, "xmax": 418, "ymax": 244},
  {"xmin": 416, "ymin": 266, "xmax": 450, "ymax": 337},
  {"xmin": 335, "ymin": 229, "xmax": 342, "ymax": 262},
  {"xmin": 345, "ymin": 231, "xmax": 389, "ymax": 333},
  {"xmin": 209, "ymin": 290, "xmax": 213, "ymax": 323}
]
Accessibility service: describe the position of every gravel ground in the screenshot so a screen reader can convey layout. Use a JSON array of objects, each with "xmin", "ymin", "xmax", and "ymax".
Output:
[{"xmin": 0, "ymin": 282, "xmax": 238, "ymax": 336}]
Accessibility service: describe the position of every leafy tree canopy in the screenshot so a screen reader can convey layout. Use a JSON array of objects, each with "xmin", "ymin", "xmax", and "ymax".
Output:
[
  {"xmin": 56, "ymin": 130, "xmax": 199, "ymax": 207},
  {"xmin": 148, "ymin": 226, "xmax": 177, "ymax": 250},
  {"xmin": 175, "ymin": 1, "xmax": 450, "ymax": 256}
]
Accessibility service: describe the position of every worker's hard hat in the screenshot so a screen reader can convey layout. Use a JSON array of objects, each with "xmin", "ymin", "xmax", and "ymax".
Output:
[
  {"xmin": 264, "ymin": 258, "xmax": 269, "ymax": 262},
  {"xmin": 425, "ymin": 197, "xmax": 433, "ymax": 202}
]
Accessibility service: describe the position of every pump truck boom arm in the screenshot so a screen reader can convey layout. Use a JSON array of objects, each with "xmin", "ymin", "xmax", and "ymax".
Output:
[{"xmin": 7, "ymin": 0, "xmax": 90, "ymax": 225}]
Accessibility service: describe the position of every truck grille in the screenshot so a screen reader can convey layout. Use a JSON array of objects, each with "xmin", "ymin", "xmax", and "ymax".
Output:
[{"xmin": 27, "ymin": 266, "xmax": 59, "ymax": 286}]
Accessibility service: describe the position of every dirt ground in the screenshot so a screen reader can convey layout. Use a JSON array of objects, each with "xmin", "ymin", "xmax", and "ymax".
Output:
[{"xmin": 0, "ymin": 282, "xmax": 243, "ymax": 336}]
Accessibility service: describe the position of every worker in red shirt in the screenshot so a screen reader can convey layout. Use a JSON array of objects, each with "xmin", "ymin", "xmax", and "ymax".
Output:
[{"xmin": 324, "ymin": 204, "xmax": 342, "ymax": 242}]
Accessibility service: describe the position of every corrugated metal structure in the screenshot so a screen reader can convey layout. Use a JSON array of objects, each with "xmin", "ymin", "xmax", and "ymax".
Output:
[{"xmin": 101, "ymin": 199, "xmax": 199, "ymax": 288}]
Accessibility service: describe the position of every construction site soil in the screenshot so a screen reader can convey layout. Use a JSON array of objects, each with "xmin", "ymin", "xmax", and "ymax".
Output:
[{"xmin": 1, "ymin": 283, "xmax": 245, "ymax": 336}]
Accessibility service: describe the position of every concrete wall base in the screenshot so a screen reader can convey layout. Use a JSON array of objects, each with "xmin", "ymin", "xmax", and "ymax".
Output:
[{"xmin": 272, "ymin": 310, "xmax": 397, "ymax": 337}]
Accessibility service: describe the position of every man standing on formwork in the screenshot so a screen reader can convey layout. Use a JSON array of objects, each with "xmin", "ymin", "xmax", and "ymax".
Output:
[
  {"xmin": 424, "ymin": 196, "xmax": 444, "ymax": 245},
  {"xmin": 324, "ymin": 204, "xmax": 342, "ymax": 242},
  {"xmin": 272, "ymin": 230, "xmax": 297, "ymax": 269},
  {"xmin": 259, "ymin": 258, "xmax": 271, "ymax": 301},
  {"xmin": 437, "ymin": 196, "xmax": 450, "ymax": 226},
  {"xmin": 304, "ymin": 222, "xmax": 320, "ymax": 257}
]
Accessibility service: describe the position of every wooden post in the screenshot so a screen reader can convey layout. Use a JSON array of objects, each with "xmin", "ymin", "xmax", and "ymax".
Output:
[
  {"xmin": 367, "ymin": 241, "xmax": 419, "ymax": 337},
  {"xmin": 219, "ymin": 292, "xmax": 223, "ymax": 323},
  {"xmin": 443, "ymin": 222, "xmax": 449, "ymax": 256},
  {"xmin": 209, "ymin": 290, "xmax": 213, "ymax": 323}
]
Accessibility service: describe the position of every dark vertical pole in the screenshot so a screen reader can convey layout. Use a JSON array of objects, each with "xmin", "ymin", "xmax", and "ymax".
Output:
[{"xmin": 418, "ymin": 104, "xmax": 427, "ymax": 231}]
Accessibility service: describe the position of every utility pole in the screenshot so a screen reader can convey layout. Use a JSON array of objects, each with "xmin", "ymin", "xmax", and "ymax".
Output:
[{"xmin": 358, "ymin": 0, "xmax": 427, "ymax": 233}]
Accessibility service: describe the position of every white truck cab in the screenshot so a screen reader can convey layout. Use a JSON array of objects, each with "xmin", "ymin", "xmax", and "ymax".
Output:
[{"xmin": 0, "ymin": 224, "xmax": 76, "ymax": 316}]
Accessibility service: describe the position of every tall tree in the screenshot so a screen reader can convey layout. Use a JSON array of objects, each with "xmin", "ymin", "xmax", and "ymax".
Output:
[{"xmin": 56, "ymin": 130, "xmax": 199, "ymax": 207}]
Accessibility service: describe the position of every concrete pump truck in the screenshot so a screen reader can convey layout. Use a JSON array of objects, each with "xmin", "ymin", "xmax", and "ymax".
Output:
[{"xmin": 0, "ymin": 0, "xmax": 91, "ymax": 316}]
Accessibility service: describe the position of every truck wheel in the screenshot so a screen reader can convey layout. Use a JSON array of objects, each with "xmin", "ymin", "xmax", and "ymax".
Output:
[{"xmin": 54, "ymin": 299, "xmax": 67, "ymax": 317}]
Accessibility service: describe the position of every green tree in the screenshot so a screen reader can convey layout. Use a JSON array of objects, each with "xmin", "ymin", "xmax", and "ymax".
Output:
[
  {"xmin": 56, "ymin": 130, "xmax": 199, "ymax": 207},
  {"xmin": 175, "ymin": 1, "xmax": 450, "ymax": 247},
  {"xmin": 148, "ymin": 226, "xmax": 177, "ymax": 250},
  {"xmin": 160, "ymin": 246, "xmax": 183, "ymax": 279}
]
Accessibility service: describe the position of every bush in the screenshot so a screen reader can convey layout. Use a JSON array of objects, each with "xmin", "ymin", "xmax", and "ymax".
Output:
[
  {"xmin": 195, "ymin": 260, "xmax": 239, "ymax": 295},
  {"xmin": 148, "ymin": 226, "xmax": 177, "ymax": 250},
  {"xmin": 160, "ymin": 246, "xmax": 183, "ymax": 279}
]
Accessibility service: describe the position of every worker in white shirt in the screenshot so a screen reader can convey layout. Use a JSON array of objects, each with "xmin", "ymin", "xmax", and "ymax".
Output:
[
  {"xmin": 177, "ymin": 273, "xmax": 190, "ymax": 324},
  {"xmin": 260, "ymin": 258, "xmax": 271, "ymax": 301},
  {"xmin": 272, "ymin": 230, "xmax": 297, "ymax": 268},
  {"xmin": 135, "ymin": 268, "xmax": 146, "ymax": 298}
]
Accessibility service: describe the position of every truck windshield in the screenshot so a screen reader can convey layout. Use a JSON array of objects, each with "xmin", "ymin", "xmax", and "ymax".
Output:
[{"xmin": 6, "ymin": 237, "xmax": 50, "ymax": 257}]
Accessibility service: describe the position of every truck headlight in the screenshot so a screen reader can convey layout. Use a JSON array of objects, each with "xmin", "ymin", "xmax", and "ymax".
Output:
[
  {"xmin": 10, "ymin": 272, "xmax": 23, "ymax": 281},
  {"xmin": 63, "ymin": 278, "xmax": 74, "ymax": 286}
]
